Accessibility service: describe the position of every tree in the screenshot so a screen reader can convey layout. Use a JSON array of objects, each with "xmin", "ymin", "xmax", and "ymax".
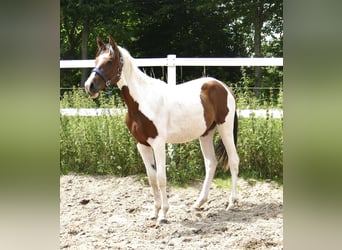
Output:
[
  {"xmin": 60, "ymin": 0, "xmax": 139, "ymax": 89},
  {"xmin": 226, "ymin": 0, "xmax": 283, "ymax": 96},
  {"xmin": 60, "ymin": 0, "xmax": 283, "ymax": 99},
  {"xmin": 133, "ymin": 0, "xmax": 248, "ymax": 83}
]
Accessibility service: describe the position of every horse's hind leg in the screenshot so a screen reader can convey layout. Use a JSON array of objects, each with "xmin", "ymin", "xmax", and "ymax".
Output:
[
  {"xmin": 194, "ymin": 129, "xmax": 217, "ymax": 209},
  {"xmin": 217, "ymin": 121, "xmax": 239, "ymax": 210},
  {"xmin": 137, "ymin": 143, "xmax": 161, "ymax": 219}
]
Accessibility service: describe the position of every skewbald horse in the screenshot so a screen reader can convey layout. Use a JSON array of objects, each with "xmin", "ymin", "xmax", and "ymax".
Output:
[{"xmin": 84, "ymin": 36, "xmax": 240, "ymax": 223}]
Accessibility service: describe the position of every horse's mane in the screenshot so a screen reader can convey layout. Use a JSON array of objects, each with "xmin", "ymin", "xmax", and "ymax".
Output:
[{"xmin": 118, "ymin": 46, "xmax": 167, "ymax": 86}]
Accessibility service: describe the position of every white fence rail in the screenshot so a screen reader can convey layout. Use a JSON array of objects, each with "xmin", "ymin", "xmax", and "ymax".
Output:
[
  {"xmin": 60, "ymin": 56, "xmax": 283, "ymax": 85},
  {"xmin": 60, "ymin": 108, "xmax": 283, "ymax": 119}
]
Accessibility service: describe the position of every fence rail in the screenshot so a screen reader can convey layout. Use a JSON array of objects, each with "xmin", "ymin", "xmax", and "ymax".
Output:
[
  {"xmin": 60, "ymin": 108, "xmax": 283, "ymax": 119},
  {"xmin": 60, "ymin": 57, "xmax": 283, "ymax": 68},
  {"xmin": 60, "ymin": 56, "xmax": 283, "ymax": 85}
]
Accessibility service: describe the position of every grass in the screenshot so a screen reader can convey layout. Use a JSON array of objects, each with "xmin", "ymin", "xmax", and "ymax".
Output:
[{"xmin": 213, "ymin": 176, "xmax": 232, "ymax": 190}]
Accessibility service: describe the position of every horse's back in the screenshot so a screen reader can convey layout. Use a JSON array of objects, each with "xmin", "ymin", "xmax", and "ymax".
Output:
[{"xmin": 162, "ymin": 77, "xmax": 229, "ymax": 143}]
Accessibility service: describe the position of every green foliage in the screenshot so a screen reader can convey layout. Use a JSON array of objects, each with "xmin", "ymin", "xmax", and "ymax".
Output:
[
  {"xmin": 60, "ymin": 90, "xmax": 143, "ymax": 176},
  {"xmin": 233, "ymin": 66, "xmax": 283, "ymax": 108},
  {"xmin": 166, "ymin": 141, "xmax": 205, "ymax": 185},
  {"xmin": 60, "ymin": 89, "xmax": 283, "ymax": 183},
  {"xmin": 60, "ymin": 114, "xmax": 143, "ymax": 176},
  {"xmin": 237, "ymin": 116, "xmax": 283, "ymax": 181}
]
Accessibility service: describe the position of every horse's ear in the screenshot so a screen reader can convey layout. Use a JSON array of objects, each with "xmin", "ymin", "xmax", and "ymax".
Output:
[
  {"xmin": 108, "ymin": 35, "xmax": 118, "ymax": 49},
  {"xmin": 96, "ymin": 37, "xmax": 105, "ymax": 49}
]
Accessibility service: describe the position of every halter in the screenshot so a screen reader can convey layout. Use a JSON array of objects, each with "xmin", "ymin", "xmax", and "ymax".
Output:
[{"xmin": 91, "ymin": 49, "xmax": 124, "ymax": 90}]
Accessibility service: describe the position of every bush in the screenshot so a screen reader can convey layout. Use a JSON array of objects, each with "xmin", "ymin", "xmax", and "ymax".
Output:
[
  {"xmin": 60, "ymin": 115, "xmax": 144, "ymax": 176},
  {"xmin": 60, "ymin": 89, "xmax": 143, "ymax": 175},
  {"xmin": 60, "ymin": 88, "xmax": 283, "ymax": 183},
  {"xmin": 237, "ymin": 115, "xmax": 283, "ymax": 180},
  {"xmin": 166, "ymin": 141, "xmax": 205, "ymax": 185}
]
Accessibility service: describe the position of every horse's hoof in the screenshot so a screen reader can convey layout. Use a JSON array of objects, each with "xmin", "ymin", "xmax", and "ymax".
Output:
[
  {"xmin": 157, "ymin": 218, "xmax": 169, "ymax": 225},
  {"xmin": 226, "ymin": 203, "xmax": 233, "ymax": 210},
  {"xmin": 226, "ymin": 199, "xmax": 238, "ymax": 211},
  {"xmin": 192, "ymin": 201, "xmax": 205, "ymax": 211},
  {"xmin": 147, "ymin": 216, "xmax": 157, "ymax": 221},
  {"xmin": 192, "ymin": 205, "xmax": 203, "ymax": 211}
]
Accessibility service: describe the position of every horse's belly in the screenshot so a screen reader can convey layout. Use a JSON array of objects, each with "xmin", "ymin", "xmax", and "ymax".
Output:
[{"xmin": 165, "ymin": 115, "xmax": 207, "ymax": 143}]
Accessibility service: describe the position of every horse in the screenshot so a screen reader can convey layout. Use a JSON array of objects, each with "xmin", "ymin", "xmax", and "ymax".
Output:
[{"xmin": 84, "ymin": 36, "xmax": 240, "ymax": 223}]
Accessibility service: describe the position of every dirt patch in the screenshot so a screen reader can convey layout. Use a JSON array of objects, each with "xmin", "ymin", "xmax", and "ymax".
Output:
[{"xmin": 60, "ymin": 174, "xmax": 283, "ymax": 249}]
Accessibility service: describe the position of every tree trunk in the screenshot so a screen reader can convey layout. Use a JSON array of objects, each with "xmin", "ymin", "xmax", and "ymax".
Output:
[
  {"xmin": 80, "ymin": 18, "xmax": 89, "ymax": 87},
  {"xmin": 253, "ymin": 0, "xmax": 263, "ymax": 97}
]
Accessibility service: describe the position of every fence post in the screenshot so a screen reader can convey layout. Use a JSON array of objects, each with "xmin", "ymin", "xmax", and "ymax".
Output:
[{"xmin": 167, "ymin": 54, "xmax": 176, "ymax": 85}]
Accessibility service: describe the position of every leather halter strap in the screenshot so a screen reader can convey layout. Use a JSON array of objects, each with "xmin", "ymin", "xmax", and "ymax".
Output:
[{"xmin": 91, "ymin": 51, "xmax": 124, "ymax": 88}]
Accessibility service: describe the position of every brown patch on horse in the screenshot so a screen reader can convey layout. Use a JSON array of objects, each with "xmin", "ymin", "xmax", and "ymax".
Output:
[
  {"xmin": 120, "ymin": 86, "xmax": 158, "ymax": 146},
  {"xmin": 200, "ymin": 80, "xmax": 229, "ymax": 136}
]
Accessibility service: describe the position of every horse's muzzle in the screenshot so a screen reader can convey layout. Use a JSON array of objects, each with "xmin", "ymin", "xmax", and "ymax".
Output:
[
  {"xmin": 85, "ymin": 82, "xmax": 99, "ymax": 99},
  {"xmin": 89, "ymin": 92, "xmax": 99, "ymax": 99}
]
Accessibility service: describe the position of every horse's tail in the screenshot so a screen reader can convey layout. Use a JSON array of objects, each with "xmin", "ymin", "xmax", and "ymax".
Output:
[
  {"xmin": 216, "ymin": 111, "xmax": 238, "ymax": 169},
  {"xmin": 233, "ymin": 111, "xmax": 238, "ymax": 146}
]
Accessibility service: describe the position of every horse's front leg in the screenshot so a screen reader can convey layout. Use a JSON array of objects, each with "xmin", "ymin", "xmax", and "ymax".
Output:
[
  {"xmin": 137, "ymin": 143, "xmax": 161, "ymax": 220},
  {"xmin": 151, "ymin": 138, "xmax": 169, "ymax": 223}
]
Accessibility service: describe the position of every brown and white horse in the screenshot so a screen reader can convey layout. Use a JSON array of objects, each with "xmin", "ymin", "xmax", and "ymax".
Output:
[{"xmin": 84, "ymin": 36, "xmax": 239, "ymax": 223}]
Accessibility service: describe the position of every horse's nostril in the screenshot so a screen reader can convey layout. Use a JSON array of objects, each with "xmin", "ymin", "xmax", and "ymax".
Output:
[
  {"xmin": 87, "ymin": 81, "xmax": 99, "ymax": 99},
  {"xmin": 90, "ymin": 82, "xmax": 95, "ymax": 92}
]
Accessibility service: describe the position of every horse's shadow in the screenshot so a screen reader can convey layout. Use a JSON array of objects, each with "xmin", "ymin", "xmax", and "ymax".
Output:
[{"xmin": 177, "ymin": 201, "xmax": 283, "ymax": 236}]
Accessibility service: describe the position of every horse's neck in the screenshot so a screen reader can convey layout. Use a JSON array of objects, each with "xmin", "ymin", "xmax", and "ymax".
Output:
[{"xmin": 118, "ymin": 47, "xmax": 167, "ymax": 116}]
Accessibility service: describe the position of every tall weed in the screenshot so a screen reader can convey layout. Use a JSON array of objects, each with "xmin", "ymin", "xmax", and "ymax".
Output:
[
  {"xmin": 60, "ymin": 91, "xmax": 143, "ymax": 175},
  {"xmin": 237, "ymin": 115, "xmax": 283, "ymax": 180},
  {"xmin": 166, "ymin": 141, "xmax": 204, "ymax": 185}
]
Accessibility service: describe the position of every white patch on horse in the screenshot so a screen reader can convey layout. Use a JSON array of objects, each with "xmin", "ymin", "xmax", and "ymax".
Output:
[
  {"xmin": 96, "ymin": 52, "xmax": 111, "ymax": 68},
  {"xmin": 163, "ymin": 79, "xmax": 213, "ymax": 143}
]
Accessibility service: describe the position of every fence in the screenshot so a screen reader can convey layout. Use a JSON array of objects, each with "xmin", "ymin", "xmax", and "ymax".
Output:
[
  {"xmin": 60, "ymin": 56, "xmax": 283, "ymax": 118},
  {"xmin": 60, "ymin": 55, "xmax": 283, "ymax": 85},
  {"xmin": 60, "ymin": 108, "xmax": 282, "ymax": 118}
]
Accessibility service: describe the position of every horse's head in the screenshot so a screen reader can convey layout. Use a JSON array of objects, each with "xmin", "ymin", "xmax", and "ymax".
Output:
[{"xmin": 84, "ymin": 36, "xmax": 123, "ymax": 99}]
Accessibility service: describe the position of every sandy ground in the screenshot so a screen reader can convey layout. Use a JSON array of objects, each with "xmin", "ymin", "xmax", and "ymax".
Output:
[{"xmin": 60, "ymin": 174, "xmax": 283, "ymax": 249}]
